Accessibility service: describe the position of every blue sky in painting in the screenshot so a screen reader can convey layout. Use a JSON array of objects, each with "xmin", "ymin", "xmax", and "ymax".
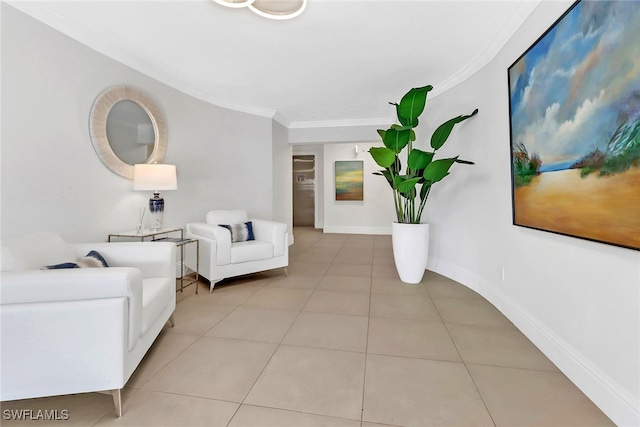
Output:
[{"xmin": 509, "ymin": 1, "xmax": 640, "ymax": 167}]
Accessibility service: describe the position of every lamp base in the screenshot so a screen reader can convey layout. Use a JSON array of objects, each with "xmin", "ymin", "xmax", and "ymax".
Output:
[{"xmin": 149, "ymin": 192, "xmax": 164, "ymax": 230}]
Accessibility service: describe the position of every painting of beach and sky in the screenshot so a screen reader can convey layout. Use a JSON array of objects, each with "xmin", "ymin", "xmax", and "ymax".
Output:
[
  {"xmin": 508, "ymin": 0, "xmax": 640, "ymax": 250},
  {"xmin": 335, "ymin": 161, "xmax": 364, "ymax": 201}
]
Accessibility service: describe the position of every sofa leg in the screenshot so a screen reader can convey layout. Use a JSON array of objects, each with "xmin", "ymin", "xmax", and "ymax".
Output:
[
  {"xmin": 169, "ymin": 314, "xmax": 175, "ymax": 327},
  {"xmin": 112, "ymin": 389, "xmax": 122, "ymax": 417},
  {"xmin": 210, "ymin": 279, "xmax": 222, "ymax": 293},
  {"xmin": 284, "ymin": 267, "xmax": 289, "ymax": 277}
]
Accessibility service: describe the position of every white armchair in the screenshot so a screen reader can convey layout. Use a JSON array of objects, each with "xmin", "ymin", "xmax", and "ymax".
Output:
[
  {"xmin": 185, "ymin": 210, "xmax": 288, "ymax": 292},
  {"xmin": 0, "ymin": 231, "xmax": 176, "ymax": 417}
]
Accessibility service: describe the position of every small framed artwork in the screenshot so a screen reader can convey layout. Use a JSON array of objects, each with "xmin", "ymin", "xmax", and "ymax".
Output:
[
  {"xmin": 508, "ymin": 0, "xmax": 639, "ymax": 250},
  {"xmin": 335, "ymin": 160, "xmax": 364, "ymax": 201}
]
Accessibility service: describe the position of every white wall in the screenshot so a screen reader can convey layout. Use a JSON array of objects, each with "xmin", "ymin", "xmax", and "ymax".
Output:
[
  {"xmin": 272, "ymin": 120, "xmax": 293, "ymax": 241},
  {"xmin": 1, "ymin": 4, "xmax": 275, "ymax": 243},
  {"xmin": 476, "ymin": 2, "xmax": 640, "ymax": 425},
  {"xmin": 422, "ymin": 3, "xmax": 639, "ymax": 425},
  {"xmin": 322, "ymin": 143, "xmax": 395, "ymax": 234}
]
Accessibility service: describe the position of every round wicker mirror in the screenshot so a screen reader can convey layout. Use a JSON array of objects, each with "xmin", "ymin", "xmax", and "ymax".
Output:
[{"xmin": 89, "ymin": 85, "xmax": 167, "ymax": 179}]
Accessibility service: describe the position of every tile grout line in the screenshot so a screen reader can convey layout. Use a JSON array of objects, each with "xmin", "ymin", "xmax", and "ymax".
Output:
[
  {"xmin": 438, "ymin": 295, "xmax": 498, "ymax": 427},
  {"xmin": 226, "ymin": 232, "xmax": 345, "ymax": 426},
  {"xmin": 359, "ymin": 242, "xmax": 375, "ymax": 426}
]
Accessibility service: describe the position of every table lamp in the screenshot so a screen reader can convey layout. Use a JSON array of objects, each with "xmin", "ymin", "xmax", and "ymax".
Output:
[{"xmin": 133, "ymin": 163, "xmax": 177, "ymax": 230}]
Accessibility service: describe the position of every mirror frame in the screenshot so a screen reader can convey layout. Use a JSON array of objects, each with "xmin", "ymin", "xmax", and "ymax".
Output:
[{"xmin": 89, "ymin": 85, "xmax": 167, "ymax": 179}]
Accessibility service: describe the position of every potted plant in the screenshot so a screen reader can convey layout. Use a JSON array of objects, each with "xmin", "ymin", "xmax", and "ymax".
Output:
[{"xmin": 369, "ymin": 85, "xmax": 478, "ymax": 283}]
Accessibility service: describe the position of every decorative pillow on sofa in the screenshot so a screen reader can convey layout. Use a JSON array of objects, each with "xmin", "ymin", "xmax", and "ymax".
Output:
[
  {"xmin": 42, "ymin": 250, "xmax": 109, "ymax": 269},
  {"xmin": 77, "ymin": 250, "xmax": 109, "ymax": 268},
  {"xmin": 42, "ymin": 262, "xmax": 79, "ymax": 269},
  {"xmin": 219, "ymin": 222, "xmax": 255, "ymax": 243}
]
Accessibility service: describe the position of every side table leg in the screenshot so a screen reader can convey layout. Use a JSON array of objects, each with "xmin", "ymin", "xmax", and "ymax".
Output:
[
  {"xmin": 180, "ymin": 243, "xmax": 185, "ymax": 292},
  {"xmin": 196, "ymin": 240, "xmax": 199, "ymax": 295}
]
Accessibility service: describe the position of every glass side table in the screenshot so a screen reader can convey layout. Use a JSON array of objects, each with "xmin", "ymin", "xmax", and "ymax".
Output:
[
  {"xmin": 108, "ymin": 228, "xmax": 200, "ymax": 294},
  {"xmin": 108, "ymin": 227, "xmax": 184, "ymax": 242}
]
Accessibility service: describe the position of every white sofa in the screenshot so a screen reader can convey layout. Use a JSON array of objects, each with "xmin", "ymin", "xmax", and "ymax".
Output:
[
  {"xmin": 185, "ymin": 210, "xmax": 288, "ymax": 292},
  {"xmin": 0, "ymin": 231, "xmax": 176, "ymax": 417}
]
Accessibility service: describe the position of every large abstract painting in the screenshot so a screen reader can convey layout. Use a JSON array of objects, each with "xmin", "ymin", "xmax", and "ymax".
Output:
[
  {"xmin": 335, "ymin": 161, "xmax": 364, "ymax": 201},
  {"xmin": 508, "ymin": 0, "xmax": 640, "ymax": 250}
]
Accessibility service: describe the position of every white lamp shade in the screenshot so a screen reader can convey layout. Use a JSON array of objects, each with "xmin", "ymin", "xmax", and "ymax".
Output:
[{"xmin": 133, "ymin": 164, "xmax": 177, "ymax": 191}]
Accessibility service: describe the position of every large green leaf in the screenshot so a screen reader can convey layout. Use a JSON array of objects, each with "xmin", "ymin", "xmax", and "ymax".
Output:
[
  {"xmin": 423, "ymin": 157, "xmax": 458, "ymax": 183},
  {"xmin": 377, "ymin": 129, "xmax": 386, "ymax": 141},
  {"xmin": 394, "ymin": 176, "xmax": 417, "ymax": 200},
  {"xmin": 393, "ymin": 175, "xmax": 404, "ymax": 189},
  {"xmin": 430, "ymin": 108, "xmax": 479, "ymax": 150},
  {"xmin": 369, "ymin": 147, "xmax": 396, "ymax": 168},
  {"xmin": 407, "ymin": 149, "xmax": 434, "ymax": 171},
  {"xmin": 397, "ymin": 176, "xmax": 421, "ymax": 194},
  {"xmin": 383, "ymin": 127, "xmax": 411, "ymax": 153},
  {"xmin": 396, "ymin": 86, "xmax": 433, "ymax": 127}
]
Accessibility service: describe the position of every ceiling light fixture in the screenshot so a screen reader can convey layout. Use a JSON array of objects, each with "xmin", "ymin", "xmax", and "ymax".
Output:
[
  {"xmin": 213, "ymin": 0, "xmax": 306, "ymax": 20},
  {"xmin": 212, "ymin": 0, "xmax": 254, "ymax": 8}
]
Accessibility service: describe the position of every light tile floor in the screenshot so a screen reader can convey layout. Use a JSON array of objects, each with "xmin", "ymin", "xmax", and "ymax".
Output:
[{"xmin": 1, "ymin": 227, "xmax": 614, "ymax": 426}]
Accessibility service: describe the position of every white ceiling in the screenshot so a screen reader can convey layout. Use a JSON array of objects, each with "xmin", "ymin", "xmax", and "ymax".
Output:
[{"xmin": 8, "ymin": 0, "xmax": 540, "ymax": 127}]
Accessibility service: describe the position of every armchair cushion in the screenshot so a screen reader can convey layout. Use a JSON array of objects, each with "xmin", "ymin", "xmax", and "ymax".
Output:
[
  {"xmin": 231, "ymin": 240, "xmax": 273, "ymax": 263},
  {"xmin": 141, "ymin": 277, "xmax": 172, "ymax": 335}
]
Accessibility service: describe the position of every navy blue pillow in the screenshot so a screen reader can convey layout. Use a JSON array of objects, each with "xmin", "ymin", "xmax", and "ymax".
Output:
[
  {"xmin": 42, "ymin": 250, "xmax": 109, "ymax": 270},
  {"xmin": 219, "ymin": 221, "xmax": 255, "ymax": 243},
  {"xmin": 43, "ymin": 262, "xmax": 79, "ymax": 270}
]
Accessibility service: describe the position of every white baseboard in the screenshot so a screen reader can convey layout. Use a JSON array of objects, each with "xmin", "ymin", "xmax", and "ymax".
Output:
[
  {"xmin": 323, "ymin": 225, "xmax": 392, "ymax": 235},
  {"xmin": 427, "ymin": 256, "xmax": 640, "ymax": 426}
]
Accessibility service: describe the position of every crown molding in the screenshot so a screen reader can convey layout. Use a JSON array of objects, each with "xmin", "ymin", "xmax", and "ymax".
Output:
[
  {"xmin": 6, "ymin": 1, "xmax": 277, "ymax": 120},
  {"xmin": 429, "ymin": 0, "xmax": 541, "ymax": 98},
  {"xmin": 288, "ymin": 116, "xmax": 393, "ymax": 129},
  {"xmin": 272, "ymin": 111, "xmax": 290, "ymax": 127},
  {"xmin": 7, "ymin": 0, "xmax": 540, "ymax": 129}
]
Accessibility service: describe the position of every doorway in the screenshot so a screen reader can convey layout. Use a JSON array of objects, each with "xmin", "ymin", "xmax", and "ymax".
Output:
[{"xmin": 293, "ymin": 155, "xmax": 315, "ymax": 227}]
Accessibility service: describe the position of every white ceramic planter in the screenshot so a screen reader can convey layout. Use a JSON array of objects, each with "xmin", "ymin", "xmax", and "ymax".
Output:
[{"xmin": 392, "ymin": 222, "xmax": 430, "ymax": 284}]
